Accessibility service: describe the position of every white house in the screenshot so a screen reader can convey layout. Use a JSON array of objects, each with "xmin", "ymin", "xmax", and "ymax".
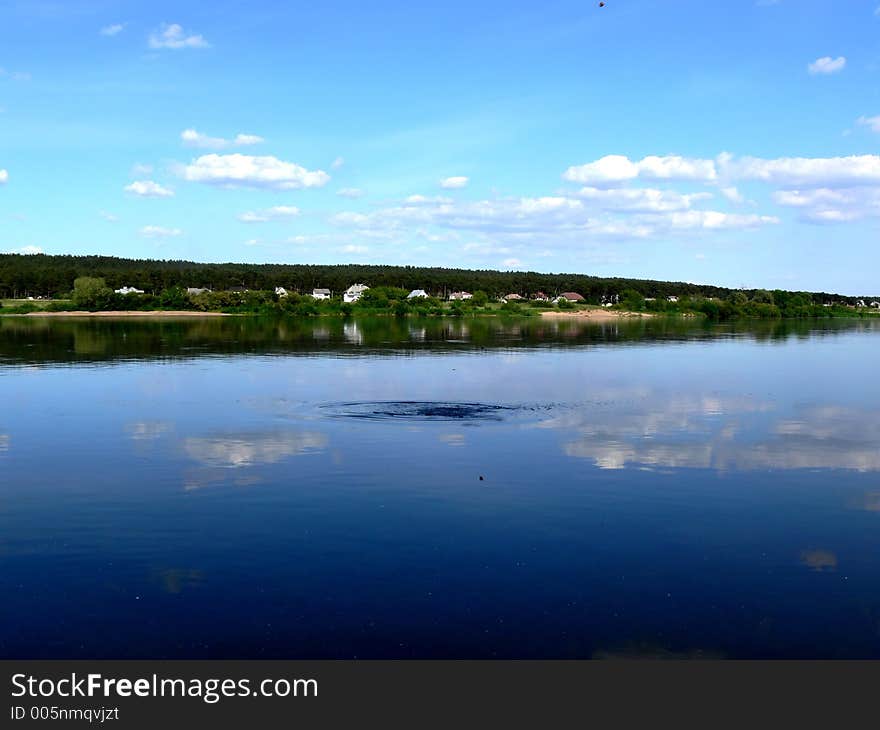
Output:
[
  {"xmin": 667, "ymin": 295, "xmax": 679, "ymax": 303},
  {"xmin": 275, "ymin": 286, "xmax": 289, "ymax": 297},
  {"xmin": 186, "ymin": 287, "xmax": 210, "ymax": 296},
  {"xmin": 871, "ymin": 301, "xmax": 880, "ymax": 309},
  {"xmin": 343, "ymin": 284, "xmax": 370, "ymax": 303},
  {"xmin": 114, "ymin": 286, "xmax": 144, "ymax": 295},
  {"xmin": 532, "ymin": 292, "xmax": 549, "ymax": 302},
  {"xmin": 504, "ymin": 293, "xmax": 524, "ymax": 301},
  {"xmin": 856, "ymin": 299, "xmax": 867, "ymax": 308},
  {"xmin": 312, "ymin": 288, "xmax": 331, "ymax": 300},
  {"xmin": 449, "ymin": 291, "xmax": 472, "ymax": 301},
  {"xmin": 407, "ymin": 289, "xmax": 429, "ymax": 299},
  {"xmin": 553, "ymin": 292, "xmax": 585, "ymax": 304}
]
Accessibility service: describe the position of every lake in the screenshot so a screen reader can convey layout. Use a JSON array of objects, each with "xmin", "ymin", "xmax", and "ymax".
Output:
[{"xmin": 2, "ymin": 315, "xmax": 880, "ymax": 658}]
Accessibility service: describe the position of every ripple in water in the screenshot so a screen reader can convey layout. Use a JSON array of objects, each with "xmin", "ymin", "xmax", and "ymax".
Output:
[{"xmin": 322, "ymin": 401, "xmax": 517, "ymax": 422}]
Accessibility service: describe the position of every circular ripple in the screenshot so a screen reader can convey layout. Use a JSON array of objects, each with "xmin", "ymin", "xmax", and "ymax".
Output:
[{"xmin": 321, "ymin": 401, "xmax": 516, "ymax": 422}]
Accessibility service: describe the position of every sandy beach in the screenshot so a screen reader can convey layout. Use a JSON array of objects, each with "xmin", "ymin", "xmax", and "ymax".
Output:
[
  {"xmin": 14, "ymin": 310, "xmax": 232, "ymax": 318},
  {"xmin": 541, "ymin": 308, "xmax": 654, "ymax": 320}
]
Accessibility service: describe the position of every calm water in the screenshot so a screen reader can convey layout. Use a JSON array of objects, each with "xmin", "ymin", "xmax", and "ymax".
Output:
[{"xmin": 2, "ymin": 315, "xmax": 880, "ymax": 659}]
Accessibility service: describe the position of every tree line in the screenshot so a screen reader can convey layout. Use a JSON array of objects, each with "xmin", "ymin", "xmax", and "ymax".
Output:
[{"xmin": 0, "ymin": 253, "xmax": 874, "ymax": 306}]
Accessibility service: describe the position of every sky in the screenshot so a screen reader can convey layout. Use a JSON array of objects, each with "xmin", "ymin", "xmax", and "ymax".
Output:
[{"xmin": 1, "ymin": 0, "xmax": 879, "ymax": 295}]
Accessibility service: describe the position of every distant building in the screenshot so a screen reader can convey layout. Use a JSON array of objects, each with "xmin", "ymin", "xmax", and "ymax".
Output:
[
  {"xmin": 186, "ymin": 287, "xmax": 211, "ymax": 296},
  {"xmin": 343, "ymin": 284, "xmax": 369, "ymax": 303},
  {"xmin": 228, "ymin": 286, "xmax": 249, "ymax": 294},
  {"xmin": 871, "ymin": 301, "xmax": 880, "ymax": 309},
  {"xmin": 532, "ymin": 292, "xmax": 549, "ymax": 301},
  {"xmin": 312, "ymin": 288, "xmax": 331, "ymax": 300},
  {"xmin": 554, "ymin": 292, "xmax": 585, "ymax": 303},
  {"xmin": 448, "ymin": 291, "xmax": 472, "ymax": 301},
  {"xmin": 667, "ymin": 295, "xmax": 679, "ymax": 303},
  {"xmin": 275, "ymin": 286, "xmax": 289, "ymax": 297},
  {"xmin": 504, "ymin": 293, "xmax": 524, "ymax": 301},
  {"xmin": 114, "ymin": 286, "xmax": 144, "ymax": 295},
  {"xmin": 856, "ymin": 299, "xmax": 867, "ymax": 308},
  {"xmin": 407, "ymin": 289, "xmax": 429, "ymax": 299}
]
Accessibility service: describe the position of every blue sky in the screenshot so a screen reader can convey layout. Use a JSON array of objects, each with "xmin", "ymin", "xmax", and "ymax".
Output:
[{"xmin": 1, "ymin": 0, "xmax": 879, "ymax": 294}]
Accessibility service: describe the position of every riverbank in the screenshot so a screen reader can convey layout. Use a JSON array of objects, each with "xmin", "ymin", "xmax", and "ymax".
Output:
[
  {"xmin": 12, "ymin": 310, "xmax": 232, "ymax": 318},
  {"xmin": 541, "ymin": 308, "xmax": 655, "ymax": 320}
]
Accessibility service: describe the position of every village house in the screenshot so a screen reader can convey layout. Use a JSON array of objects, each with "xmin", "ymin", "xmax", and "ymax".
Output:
[
  {"xmin": 228, "ymin": 286, "xmax": 249, "ymax": 294},
  {"xmin": 504, "ymin": 293, "xmax": 524, "ymax": 301},
  {"xmin": 871, "ymin": 301, "xmax": 880, "ymax": 309},
  {"xmin": 553, "ymin": 292, "xmax": 585, "ymax": 304},
  {"xmin": 186, "ymin": 287, "xmax": 210, "ymax": 296},
  {"xmin": 532, "ymin": 292, "xmax": 549, "ymax": 302},
  {"xmin": 275, "ymin": 287, "xmax": 289, "ymax": 297},
  {"xmin": 407, "ymin": 289, "xmax": 429, "ymax": 299},
  {"xmin": 114, "ymin": 286, "xmax": 144, "ymax": 295},
  {"xmin": 667, "ymin": 295, "xmax": 679, "ymax": 303},
  {"xmin": 448, "ymin": 291, "xmax": 472, "ymax": 301},
  {"xmin": 344, "ymin": 284, "xmax": 369, "ymax": 303},
  {"xmin": 311, "ymin": 288, "xmax": 331, "ymax": 300}
]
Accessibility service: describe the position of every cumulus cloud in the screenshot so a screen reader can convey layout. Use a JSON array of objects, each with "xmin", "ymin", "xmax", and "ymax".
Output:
[
  {"xmin": 5, "ymin": 245, "xmax": 43, "ymax": 255},
  {"xmin": 181, "ymin": 129, "xmax": 265, "ymax": 150},
  {"xmin": 572, "ymin": 186, "xmax": 711, "ymax": 212},
  {"xmin": 179, "ymin": 154, "xmax": 330, "ymax": 190},
  {"xmin": 440, "ymin": 176, "xmax": 469, "ymax": 189},
  {"xmin": 808, "ymin": 56, "xmax": 846, "ymax": 75},
  {"xmin": 331, "ymin": 157, "xmax": 345, "ymax": 169},
  {"xmin": 721, "ymin": 187, "xmax": 745, "ymax": 204},
  {"xmin": 563, "ymin": 154, "xmax": 718, "ymax": 185},
  {"xmin": 336, "ymin": 187, "xmax": 364, "ymax": 198},
  {"xmin": 148, "ymin": 23, "xmax": 209, "ymax": 50},
  {"xmin": 100, "ymin": 23, "xmax": 125, "ymax": 36},
  {"xmin": 140, "ymin": 225, "xmax": 182, "ymax": 238},
  {"xmin": 726, "ymin": 154, "xmax": 880, "ymax": 187},
  {"xmin": 0, "ymin": 169, "xmax": 8, "ymax": 184},
  {"xmin": 773, "ymin": 187, "xmax": 880, "ymax": 223},
  {"xmin": 124, "ymin": 180, "xmax": 174, "ymax": 198},
  {"xmin": 237, "ymin": 205, "xmax": 301, "ymax": 223}
]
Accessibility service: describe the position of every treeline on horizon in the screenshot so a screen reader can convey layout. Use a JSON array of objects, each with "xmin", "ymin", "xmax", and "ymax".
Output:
[{"xmin": 0, "ymin": 253, "xmax": 874, "ymax": 304}]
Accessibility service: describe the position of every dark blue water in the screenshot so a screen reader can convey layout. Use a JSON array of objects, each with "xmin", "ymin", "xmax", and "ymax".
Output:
[{"xmin": 2, "ymin": 316, "xmax": 880, "ymax": 658}]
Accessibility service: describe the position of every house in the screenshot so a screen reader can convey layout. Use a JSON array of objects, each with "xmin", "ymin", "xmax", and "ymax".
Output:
[
  {"xmin": 856, "ymin": 299, "xmax": 867, "ymax": 308},
  {"xmin": 186, "ymin": 287, "xmax": 210, "ymax": 296},
  {"xmin": 312, "ymin": 288, "xmax": 331, "ymax": 300},
  {"xmin": 504, "ymin": 293, "xmax": 524, "ymax": 301},
  {"xmin": 644, "ymin": 297, "xmax": 656, "ymax": 302},
  {"xmin": 532, "ymin": 292, "xmax": 549, "ymax": 302},
  {"xmin": 554, "ymin": 292, "xmax": 585, "ymax": 303},
  {"xmin": 275, "ymin": 287, "xmax": 289, "ymax": 297},
  {"xmin": 448, "ymin": 291, "xmax": 472, "ymax": 301},
  {"xmin": 407, "ymin": 289, "xmax": 429, "ymax": 299},
  {"xmin": 667, "ymin": 295, "xmax": 679, "ymax": 303},
  {"xmin": 114, "ymin": 286, "xmax": 144, "ymax": 295},
  {"xmin": 871, "ymin": 301, "xmax": 880, "ymax": 309},
  {"xmin": 228, "ymin": 286, "xmax": 249, "ymax": 294},
  {"xmin": 343, "ymin": 284, "xmax": 369, "ymax": 303}
]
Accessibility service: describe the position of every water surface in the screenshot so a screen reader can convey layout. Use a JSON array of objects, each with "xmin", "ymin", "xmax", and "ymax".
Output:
[{"xmin": 2, "ymin": 315, "xmax": 880, "ymax": 658}]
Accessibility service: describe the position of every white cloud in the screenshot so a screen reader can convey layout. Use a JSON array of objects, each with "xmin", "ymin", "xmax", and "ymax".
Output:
[
  {"xmin": 131, "ymin": 163, "xmax": 153, "ymax": 176},
  {"xmin": 180, "ymin": 154, "xmax": 330, "ymax": 190},
  {"xmin": 181, "ymin": 129, "xmax": 265, "ymax": 150},
  {"xmin": 727, "ymin": 154, "xmax": 880, "ymax": 187},
  {"xmin": 572, "ymin": 186, "xmax": 711, "ymax": 212},
  {"xmin": 721, "ymin": 187, "xmax": 745, "ymax": 204},
  {"xmin": 99, "ymin": 211, "xmax": 119, "ymax": 222},
  {"xmin": 237, "ymin": 205, "xmax": 301, "ymax": 223},
  {"xmin": 502, "ymin": 258, "xmax": 523, "ymax": 268},
  {"xmin": 337, "ymin": 187, "xmax": 364, "ymax": 198},
  {"xmin": 773, "ymin": 187, "xmax": 880, "ymax": 224},
  {"xmin": 5, "ymin": 245, "xmax": 43, "ymax": 255},
  {"xmin": 124, "ymin": 180, "xmax": 174, "ymax": 198},
  {"xmin": 563, "ymin": 155, "xmax": 718, "ymax": 185},
  {"xmin": 665, "ymin": 211, "xmax": 779, "ymax": 230},
  {"xmin": 342, "ymin": 244, "xmax": 368, "ymax": 254},
  {"xmin": 331, "ymin": 157, "xmax": 345, "ymax": 169},
  {"xmin": 148, "ymin": 23, "xmax": 209, "ymax": 50},
  {"xmin": 140, "ymin": 225, "xmax": 182, "ymax": 238},
  {"xmin": 0, "ymin": 169, "xmax": 8, "ymax": 184},
  {"xmin": 440, "ymin": 176, "xmax": 469, "ymax": 189},
  {"xmin": 100, "ymin": 23, "xmax": 125, "ymax": 37},
  {"xmin": 808, "ymin": 56, "xmax": 846, "ymax": 75},
  {"xmin": 857, "ymin": 115, "xmax": 880, "ymax": 133}
]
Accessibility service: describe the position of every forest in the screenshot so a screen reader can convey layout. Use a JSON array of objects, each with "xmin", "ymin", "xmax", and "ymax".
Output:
[{"xmin": 0, "ymin": 253, "xmax": 873, "ymax": 307}]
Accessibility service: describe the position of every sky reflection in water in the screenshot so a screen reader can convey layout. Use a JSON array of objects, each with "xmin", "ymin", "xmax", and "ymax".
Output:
[{"xmin": 2, "ymin": 317, "xmax": 880, "ymax": 658}]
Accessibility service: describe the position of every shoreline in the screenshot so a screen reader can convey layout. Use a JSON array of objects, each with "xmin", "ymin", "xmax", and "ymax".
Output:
[
  {"xmin": 541, "ymin": 308, "xmax": 655, "ymax": 320},
  {"xmin": 7, "ymin": 310, "xmax": 233, "ymax": 318}
]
